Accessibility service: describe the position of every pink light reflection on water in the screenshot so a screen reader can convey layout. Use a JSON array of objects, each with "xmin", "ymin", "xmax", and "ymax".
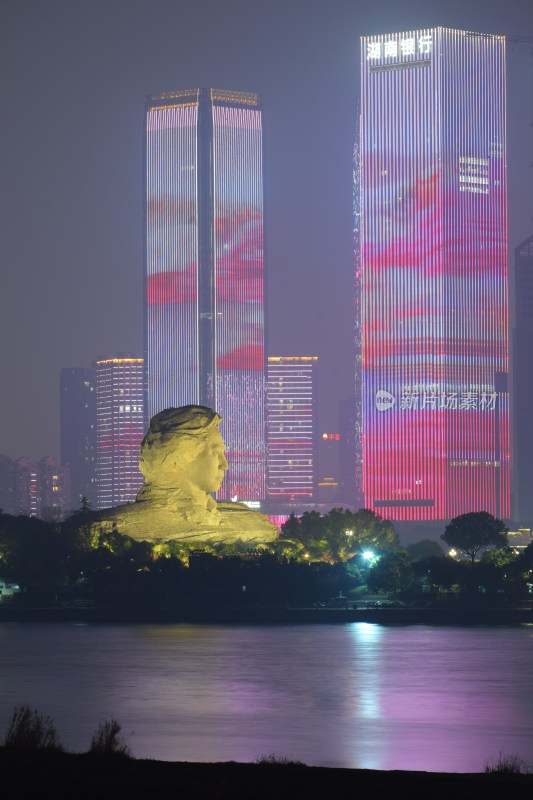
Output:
[{"xmin": 0, "ymin": 622, "xmax": 532, "ymax": 772}]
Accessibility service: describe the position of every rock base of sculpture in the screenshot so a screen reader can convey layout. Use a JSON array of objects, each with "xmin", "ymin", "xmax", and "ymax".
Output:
[{"xmin": 89, "ymin": 499, "xmax": 278, "ymax": 545}]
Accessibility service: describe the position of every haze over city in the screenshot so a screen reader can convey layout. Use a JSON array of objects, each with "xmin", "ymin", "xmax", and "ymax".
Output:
[
  {"xmin": 1, "ymin": 0, "xmax": 532, "ymax": 464},
  {"xmin": 3, "ymin": 4, "xmax": 533, "ymax": 775}
]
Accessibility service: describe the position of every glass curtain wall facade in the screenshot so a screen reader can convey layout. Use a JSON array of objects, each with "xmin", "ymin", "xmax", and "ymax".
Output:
[
  {"xmin": 96, "ymin": 357, "xmax": 144, "ymax": 510},
  {"xmin": 358, "ymin": 28, "xmax": 509, "ymax": 521},
  {"xmin": 267, "ymin": 357, "xmax": 317, "ymax": 502},
  {"xmin": 145, "ymin": 89, "xmax": 266, "ymax": 502}
]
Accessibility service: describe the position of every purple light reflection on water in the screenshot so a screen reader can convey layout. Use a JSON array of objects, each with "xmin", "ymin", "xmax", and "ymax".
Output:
[{"xmin": 0, "ymin": 622, "xmax": 532, "ymax": 772}]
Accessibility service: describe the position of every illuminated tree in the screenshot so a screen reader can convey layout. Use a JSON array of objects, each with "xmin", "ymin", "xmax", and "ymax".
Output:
[
  {"xmin": 278, "ymin": 507, "xmax": 399, "ymax": 564},
  {"xmin": 350, "ymin": 508, "xmax": 399, "ymax": 551}
]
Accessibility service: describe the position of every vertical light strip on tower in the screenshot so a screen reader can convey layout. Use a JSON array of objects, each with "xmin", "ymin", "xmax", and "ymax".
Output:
[
  {"xmin": 145, "ymin": 94, "xmax": 200, "ymax": 417},
  {"xmin": 212, "ymin": 99, "xmax": 266, "ymax": 502},
  {"xmin": 359, "ymin": 28, "xmax": 509, "ymax": 521}
]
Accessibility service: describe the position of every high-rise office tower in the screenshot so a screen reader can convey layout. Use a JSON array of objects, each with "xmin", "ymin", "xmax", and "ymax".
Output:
[
  {"xmin": 4, "ymin": 456, "xmax": 70, "ymax": 520},
  {"xmin": 316, "ymin": 431, "xmax": 341, "ymax": 503},
  {"xmin": 95, "ymin": 356, "xmax": 144, "ymax": 510},
  {"xmin": 358, "ymin": 28, "xmax": 509, "ymax": 521},
  {"xmin": 513, "ymin": 234, "xmax": 533, "ymax": 525},
  {"xmin": 38, "ymin": 456, "xmax": 71, "ymax": 521},
  {"xmin": 60, "ymin": 366, "xmax": 97, "ymax": 509},
  {"xmin": 144, "ymin": 88, "xmax": 266, "ymax": 503},
  {"xmin": 267, "ymin": 357, "xmax": 317, "ymax": 505}
]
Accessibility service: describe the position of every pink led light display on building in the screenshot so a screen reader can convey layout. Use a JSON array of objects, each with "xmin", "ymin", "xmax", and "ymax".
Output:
[
  {"xmin": 267, "ymin": 357, "xmax": 317, "ymax": 502},
  {"xmin": 145, "ymin": 89, "xmax": 266, "ymax": 502},
  {"xmin": 358, "ymin": 28, "xmax": 509, "ymax": 521}
]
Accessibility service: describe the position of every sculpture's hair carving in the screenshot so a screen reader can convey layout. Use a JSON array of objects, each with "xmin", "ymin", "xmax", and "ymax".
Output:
[{"xmin": 145, "ymin": 406, "xmax": 221, "ymax": 442}]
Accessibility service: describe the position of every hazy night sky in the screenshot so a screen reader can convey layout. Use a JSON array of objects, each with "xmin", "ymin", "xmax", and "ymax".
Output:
[{"xmin": 1, "ymin": 0, "xmax": 532, "ymax": 462}]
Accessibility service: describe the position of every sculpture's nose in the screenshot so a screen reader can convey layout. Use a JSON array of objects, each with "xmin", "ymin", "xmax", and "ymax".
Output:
[{"xmin": 220, "ymin": 453, "xmax": 229, "ymax": 471}]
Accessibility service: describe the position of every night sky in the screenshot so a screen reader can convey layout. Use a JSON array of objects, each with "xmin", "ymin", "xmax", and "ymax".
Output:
[{"xmin": 1, "ymin": 0, "xmax": 532, "ymax": 462}]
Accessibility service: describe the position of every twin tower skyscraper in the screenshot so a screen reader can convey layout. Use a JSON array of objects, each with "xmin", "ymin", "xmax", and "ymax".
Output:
[
  {"xmin": 144, "ymin": 89, "xmax": 266, "ymax": 504},
  {"xmin": 145, "ymin": 28, "xmax": 510, "ymax": 521}
]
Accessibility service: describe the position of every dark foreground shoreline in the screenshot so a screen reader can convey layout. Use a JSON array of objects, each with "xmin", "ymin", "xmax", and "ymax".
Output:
[
  {"xmin": 0, "ymin": 604, "xmax": 531, "ymax": 625},
  {"xmin": 1, "ymin": 751, "xmax": 532, "ymax": 799}
]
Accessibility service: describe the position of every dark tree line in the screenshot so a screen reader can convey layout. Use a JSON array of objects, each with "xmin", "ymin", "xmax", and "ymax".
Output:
[{"xmin": 0, "ymin": 508, "xmax": 530, "ymax": 608}]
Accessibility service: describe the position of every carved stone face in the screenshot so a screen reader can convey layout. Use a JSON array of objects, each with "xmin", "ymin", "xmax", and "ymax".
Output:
[{"xmin": 185, "ymin": 429, "xmax": 228, "ymax": 494}]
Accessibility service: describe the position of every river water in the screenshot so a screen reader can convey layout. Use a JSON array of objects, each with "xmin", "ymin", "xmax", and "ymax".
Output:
[{"xmin": 0, "ymin": 621, "xmax": 532, "ymax": 773}]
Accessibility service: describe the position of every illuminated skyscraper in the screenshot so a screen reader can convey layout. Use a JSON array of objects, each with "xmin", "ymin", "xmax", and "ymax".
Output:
[
  {"xmin": 144, "ymin": 88, "xmax": 266, "ymax": 502},
  {"xmin": 358, "ymin": 28, "xmax": 509, "ymax": 521},
  {"xmin": 95, "ymin": 356, "xmax": 144, "ymax": 510},
  {"xmin": 267, "ymin": 357, "xmax": 317, "ymax": 504}
]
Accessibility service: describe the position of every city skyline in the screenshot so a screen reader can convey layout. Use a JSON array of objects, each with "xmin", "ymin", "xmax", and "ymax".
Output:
[{"xmin": 1, "ymin": 1, "xmax": 532, "ymax": 477}]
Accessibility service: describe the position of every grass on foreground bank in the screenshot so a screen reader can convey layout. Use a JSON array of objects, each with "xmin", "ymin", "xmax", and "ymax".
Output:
[
  {"xmin": 1, "ymin": 704, "xmax": 131, "ymax": 757},
  {"xmin": 1, "ymin": 704, "xmax": 531, "ymax": 777}
]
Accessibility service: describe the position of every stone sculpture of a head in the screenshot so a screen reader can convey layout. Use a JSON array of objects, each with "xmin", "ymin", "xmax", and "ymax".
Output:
[
  {"xmin": 138, "ymin": 405, "xmax": 228, "ymax": 497},
  {"xmin": 87, "ymin": 405, "xmax": 278, "ymax": 543}
]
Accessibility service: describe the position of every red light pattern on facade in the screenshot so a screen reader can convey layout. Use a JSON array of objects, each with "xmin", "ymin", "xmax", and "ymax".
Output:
[
  {"xmin": 359, "ymin": 28, "xmax": 509, "ymax": 521},
  {"xmin": 145, "ymin": 90, "xmax": 266, "ymax": 501}
]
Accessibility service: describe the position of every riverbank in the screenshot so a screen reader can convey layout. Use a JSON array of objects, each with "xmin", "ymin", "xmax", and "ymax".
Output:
[
  {"xmin": 0, "ymin": 750, "xmax": 531, "ymax": 799},
  {"xmin": 0, "ymin": 604, "xmax": 530, "ymax": 624}
]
